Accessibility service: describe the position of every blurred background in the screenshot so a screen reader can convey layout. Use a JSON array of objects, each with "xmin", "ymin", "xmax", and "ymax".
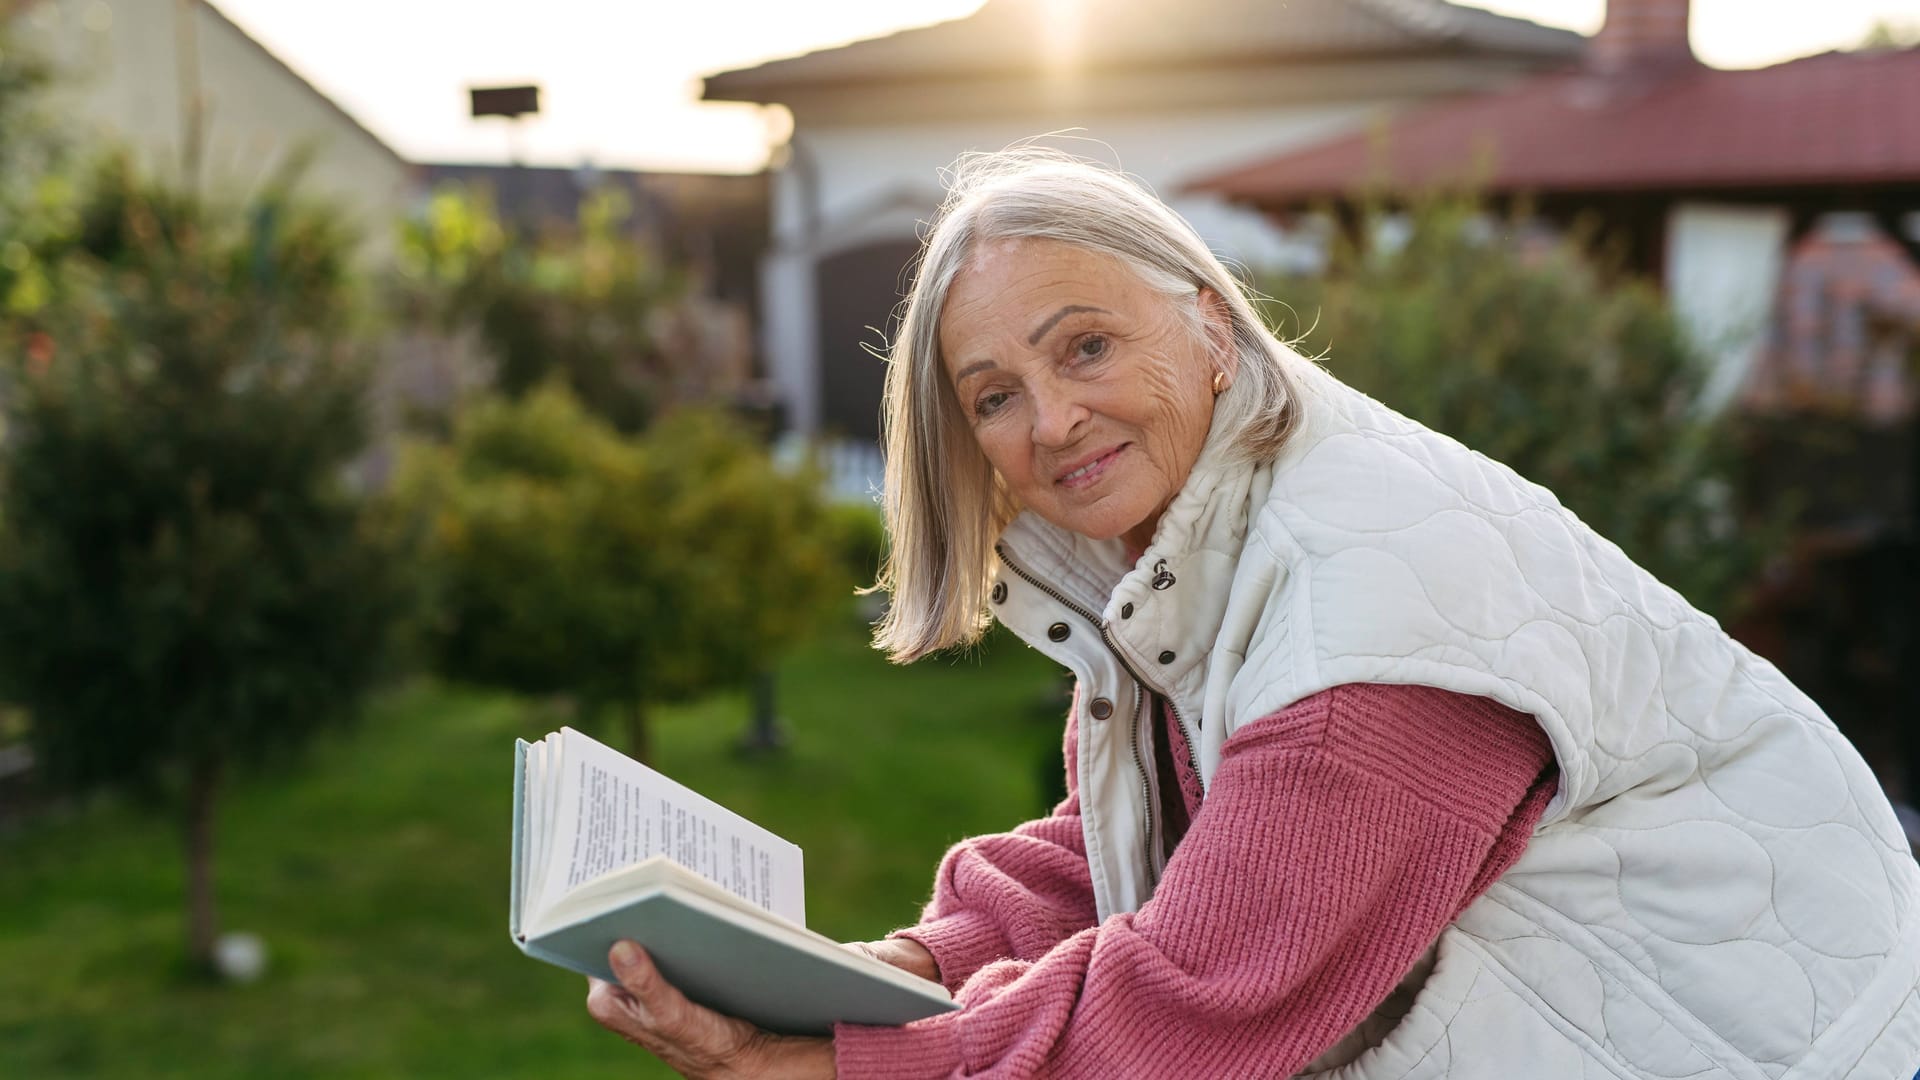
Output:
[{"xmin": 1, "ymin": 0, "xmax": 1917, "ymax": 1076}]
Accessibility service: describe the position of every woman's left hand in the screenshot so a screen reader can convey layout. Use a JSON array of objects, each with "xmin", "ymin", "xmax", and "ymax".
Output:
[{"xmin": 586, "ymin": 941, "xmax": 836, "ymax": 1079}]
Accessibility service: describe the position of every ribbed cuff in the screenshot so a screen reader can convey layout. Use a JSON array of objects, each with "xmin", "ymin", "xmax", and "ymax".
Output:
[
  {"xmin": 833, "ymin": 1012, "xmax": 963, "ymax": 1080},
  {"xmin": 890, "ymin": 911, "xmax": 1008, "ymax": 992}
]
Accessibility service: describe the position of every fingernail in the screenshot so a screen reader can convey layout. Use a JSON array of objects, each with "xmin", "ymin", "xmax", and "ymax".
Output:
[{"xmin": 612, "ymin": 941, "xmax": 641, "ymax": 968}]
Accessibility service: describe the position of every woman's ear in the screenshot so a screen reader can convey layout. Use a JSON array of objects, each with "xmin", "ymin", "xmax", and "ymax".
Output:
[{"xmin": 1196, "ymin": 288, "xmax": 1237, "ymax": 380}]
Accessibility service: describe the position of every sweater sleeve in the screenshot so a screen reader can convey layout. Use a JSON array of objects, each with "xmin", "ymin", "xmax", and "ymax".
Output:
[
  {"xmin": 835, "ymin": 684, "xmax": 1558, "ymax": 1079},
  {"xmin": 889, "ymin": 687, "xmax": 1100, "ymax": 992}
]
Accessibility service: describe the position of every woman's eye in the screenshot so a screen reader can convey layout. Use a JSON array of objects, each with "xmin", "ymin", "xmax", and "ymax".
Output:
[
  {"xmin": 1073, "ymin": 335, "xmax": 1108, "ymax": 363},
  {"xmin": 975, "ymin": 390, "xmax": 1012, "ymax": 417}
]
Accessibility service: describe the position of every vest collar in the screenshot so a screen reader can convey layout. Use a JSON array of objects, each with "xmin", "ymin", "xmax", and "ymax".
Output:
[
  {"xmin": 998, "ymin": 415, "xmax": 1243, "ymax": 602},
  {"xmin": 994, "ymin": 414, "xmax": 1262, "ymax": 713}
]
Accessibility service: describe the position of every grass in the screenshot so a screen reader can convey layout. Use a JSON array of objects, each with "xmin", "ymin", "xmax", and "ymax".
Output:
[{"xmin": 0, "ymin": 617, "xmax": 1067, "ymax": 1079}]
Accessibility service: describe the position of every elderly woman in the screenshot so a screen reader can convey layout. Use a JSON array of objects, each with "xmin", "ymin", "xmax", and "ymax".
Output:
[{"xmin": 587, "ymin": 152, "xmax": 1920, "ymax": 1077}]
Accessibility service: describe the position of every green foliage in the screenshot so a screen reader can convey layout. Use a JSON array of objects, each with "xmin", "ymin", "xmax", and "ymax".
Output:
[
  {"xmin": 392, "ymin": 386, "xmax": 847, "ymax": 755},
  {"xmin": 0, "ymin": 156, "xmax": 400, "ymax": 796},
  {"xmin": 1264, "ymin": 200, "xmax": 1768, "ymax": 617},
  {"xmin": 0, "ymin": 23, "xmax": 80, "ymax": 317},
  {"xmin": 823, "ymin": 500, "xmax": 888, "ymax": 586},
  {"xmin": 395, "ymin": 184, "xmax": 686, "ymax": 431},
  {"xmin": 0, "ymin": 622, "xmax": 1064, "ymax": 1078}
]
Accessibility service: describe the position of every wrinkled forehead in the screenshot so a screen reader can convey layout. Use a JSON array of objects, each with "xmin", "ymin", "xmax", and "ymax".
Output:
[{"xmin": 935, "ymin": 239, "xmax": 1154, "ymax": 367}]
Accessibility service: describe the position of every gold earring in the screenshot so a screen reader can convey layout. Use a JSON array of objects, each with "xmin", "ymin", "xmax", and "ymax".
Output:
[{"xmin": 1211, "ymin": 370, "xmax": 1227, "ymax": 395}]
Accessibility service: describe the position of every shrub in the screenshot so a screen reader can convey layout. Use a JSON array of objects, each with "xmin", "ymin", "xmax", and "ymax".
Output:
[
  {"xmin": 1263, "ymin": 200, "xmax": 1771, "ymax": 617},
  {"xmin": 823, "ymin": 500, "xmax": 888, "ymax": 586},
  {"xmin": 395, "ymin": 185, "xmax": 685, "ymax": 432},
  {"xmin": 394, "ymin": 385, "xmax": 848, "ymax": 761}
]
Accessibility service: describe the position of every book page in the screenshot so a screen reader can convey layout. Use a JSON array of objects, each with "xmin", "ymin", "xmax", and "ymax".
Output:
[{"xmin": 539, "ymin": 727, "xmax": 805, "ymax": 926}]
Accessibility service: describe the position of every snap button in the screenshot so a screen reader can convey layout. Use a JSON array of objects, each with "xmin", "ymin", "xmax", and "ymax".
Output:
[
  {"xmin": 1048, "ymin": 622, "xmax": 1070, "ymax": 642},
  {"xmin": 1089, "ymin": 697, "xmax": 1114, "ymax": 720},
  {"xmin": 1150, "ymin": 559, "xmax": 1176, "ymax": 590},
  {"xmin": 991, "ymin": 581, "xmax": 1007, "ymax": 604},
  {"xmin": 1120, "ymin": 602, "xmax": 1134, "ymax": 619},
  {"xmin": 1158, "ymin": 650, "xmax": 1176, "ymax": 664}
]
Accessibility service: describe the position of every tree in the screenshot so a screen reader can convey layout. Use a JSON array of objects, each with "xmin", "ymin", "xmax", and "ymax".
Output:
[
  {"xmin": 395, "ymin": 184, "xmax": 688, "ymax": 432},
  {"xmin": 1859, "ymin": 19, "xmax": 1920, "ymax": 49},
  {"xmin": 1263, "ymin": 199, "xmax": 1770, "ymax": 617},
  {"xmin": 0, "ymin": 19, "xmax": 80, "ymax": 319},
  {"xmin": 0, "ymin": 157, "xmax": 401, "ymax": 973},
  {"xmin": 393, "ymin": 385, "xmax": 847, "ymax": 763}
]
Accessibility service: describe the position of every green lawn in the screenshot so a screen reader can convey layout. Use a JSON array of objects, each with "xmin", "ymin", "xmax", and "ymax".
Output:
[{"xmin": 0, "ymin": 617, "xmax": 1066, "ymax": 1079}]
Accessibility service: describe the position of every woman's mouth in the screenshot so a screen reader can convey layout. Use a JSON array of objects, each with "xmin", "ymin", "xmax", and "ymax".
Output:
[{"xmin": 1057, "ymin": 445, "xmax": 1127, "ymax": 489}]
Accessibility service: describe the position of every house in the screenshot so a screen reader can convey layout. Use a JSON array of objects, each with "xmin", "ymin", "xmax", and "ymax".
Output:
[
  {"xmin": 702, "ymin": 0, "xmax": 1585, "ymax": 447},
  {"xmin": 1188, "ymin": 0, "xmax": 1920, "ymax": 799},
  {"xmin": 15, "ymin": 0, "xmax": 413, "ymax": 258},
  {"xmin": 1190, "ymin": 0, "xmax": 1920, "ymax": 409}
]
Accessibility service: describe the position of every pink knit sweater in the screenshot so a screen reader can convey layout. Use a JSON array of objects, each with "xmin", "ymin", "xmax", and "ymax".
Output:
[{"xmin": 834, "ymin": 683, "xmax": 1558, "ymax": 1077}]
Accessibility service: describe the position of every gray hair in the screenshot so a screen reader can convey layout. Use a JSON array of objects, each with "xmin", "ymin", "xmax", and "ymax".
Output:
[{"xmin": 870, "ymin": 148, "xmax": 1312, "ymax": 663}]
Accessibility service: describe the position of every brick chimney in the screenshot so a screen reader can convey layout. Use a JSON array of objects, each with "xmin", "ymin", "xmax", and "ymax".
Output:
[{"xmin": 1590, "ymin": 0, "xmax": 1697, "ymax": 73}]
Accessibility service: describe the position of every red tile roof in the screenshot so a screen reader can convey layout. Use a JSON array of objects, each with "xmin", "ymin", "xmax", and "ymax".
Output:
[{"xmin": 1191, "ymin": 45, "xmax": 1920, "ymax": 204}]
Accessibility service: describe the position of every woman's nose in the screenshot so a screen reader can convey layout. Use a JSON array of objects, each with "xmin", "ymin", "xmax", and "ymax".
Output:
[{"xmin": 1028, "ymin": 378, "xmax": 1088, "ymax": 448}]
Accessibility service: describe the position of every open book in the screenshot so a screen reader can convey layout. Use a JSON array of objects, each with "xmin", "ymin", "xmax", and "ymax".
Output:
[{"xmin": 510, "ymin": 727, "xmax": 956, "ymax": 1035}]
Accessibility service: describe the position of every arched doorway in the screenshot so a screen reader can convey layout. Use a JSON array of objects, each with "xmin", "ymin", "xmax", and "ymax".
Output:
[{"xmin": 814, "ymin": 239, "xmax": 920, "ymax": 441}]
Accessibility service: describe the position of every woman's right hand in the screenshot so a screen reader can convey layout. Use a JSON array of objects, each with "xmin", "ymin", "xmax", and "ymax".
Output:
[{"xmin": 844, "ymin": 937, "xmax": 940, "ymax": 983}]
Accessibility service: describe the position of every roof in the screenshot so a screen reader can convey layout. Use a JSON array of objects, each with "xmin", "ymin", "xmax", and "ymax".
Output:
[
  {"xmin": 6, "ymin": 1, "xmax": 409, "ymax": 168},
  {"xmin": 195, "ymin": 1, "xmax": 408, "ymax": 169},
  {"xmin": 703, "ymin": 0, "xmax": 1582, "ymax": 102},
  {"xmin": 1191, "ymin": 45, "xmax": 1920, "ymax": 204}
]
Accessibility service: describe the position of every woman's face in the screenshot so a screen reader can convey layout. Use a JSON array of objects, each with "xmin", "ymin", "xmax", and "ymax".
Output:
[{"xmin": 940, "ymin": 238, "xmax": 1228, "ymax": 553}]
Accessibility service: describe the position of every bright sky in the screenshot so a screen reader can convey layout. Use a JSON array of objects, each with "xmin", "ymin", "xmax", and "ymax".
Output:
[{"xmin": 207, "ymin": 0, "xmax": 1920, "ymax": 174}]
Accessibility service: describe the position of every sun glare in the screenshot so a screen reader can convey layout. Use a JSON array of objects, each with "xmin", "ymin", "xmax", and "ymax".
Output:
[
  {"xmin": 1037, "ymin": 0, "xmax": 1088, "ymax": 81},
  {"xmin": 202, "ymin": 0, "xmax": 1920, "ymax": 172}
]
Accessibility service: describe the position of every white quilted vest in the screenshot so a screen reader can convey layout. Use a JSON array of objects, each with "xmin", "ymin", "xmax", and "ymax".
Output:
[{"xmin": 990, "ymin": 365, "xmax": 1920, "ymax": 1078}]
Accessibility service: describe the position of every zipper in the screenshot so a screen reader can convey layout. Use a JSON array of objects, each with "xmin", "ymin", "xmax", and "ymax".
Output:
[
  {"xmin": 1094, "ymin": 611, "xmax": 1203, "ymax": 869},
  {"xmin": 1129, "ymin": 647, "xmax": 1203, "ymax": 822},
  {"xmin": 995, "ymin": 543, "xmax": 1198, "ymax": 880},
  {"xmin": 1126, "ymin": 683, "xmax": 1154, "ymax": 872}
]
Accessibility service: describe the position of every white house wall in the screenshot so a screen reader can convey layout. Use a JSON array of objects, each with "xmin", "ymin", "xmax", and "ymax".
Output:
[
  {"xmin": 23, "ymin": 0, "xmax": 413, "ymax": 261},
  {"xmin": 1665, "ymin": 202, "xmax": 1791, "ymax": 412},
  {"xmin": 767, "ymin": 101, "xmax": 1394, "ymax": 435},
  {"xmin": 780, "ymin": 104, "xmax": 1388, "ymax": 253}
]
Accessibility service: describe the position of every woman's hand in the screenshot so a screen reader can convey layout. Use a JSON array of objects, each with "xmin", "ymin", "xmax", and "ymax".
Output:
[
  {"xmin": 585, "ymin": 941, "xmax": 835, "ymax": 1079},
  {"xmin": 843, "ymin": 937, "xmax": 939, "ymax": 983}
]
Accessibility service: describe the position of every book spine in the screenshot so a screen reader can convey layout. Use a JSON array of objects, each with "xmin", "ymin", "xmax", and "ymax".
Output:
[{"xmin": 511, "ymin": 739, "xmax": 530, "ymax": 944}]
